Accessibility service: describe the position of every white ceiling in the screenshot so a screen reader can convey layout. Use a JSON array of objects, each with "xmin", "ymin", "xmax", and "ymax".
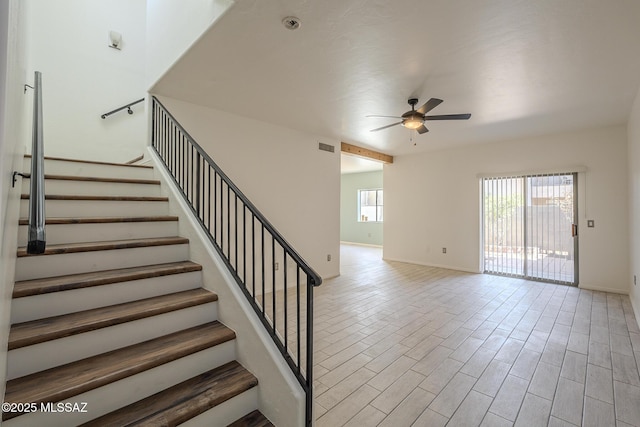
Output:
[
  {"xmin": 341, "ymin": 154, "xmax": 384, "ymax": 175},
  {"xmin": 153, "ymin": 0, "xmax": 640, "ymax": 158}
]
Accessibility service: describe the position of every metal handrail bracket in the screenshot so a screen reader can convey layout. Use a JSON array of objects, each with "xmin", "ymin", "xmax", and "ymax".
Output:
[{"xmin": 27, "ymin": 71, "xmax": 46, "ymax": 254}]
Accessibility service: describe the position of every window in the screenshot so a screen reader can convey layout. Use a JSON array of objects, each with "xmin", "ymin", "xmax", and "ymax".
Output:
[{"xmin": 358, "ymin": 189, "xmax": 383, "ymax": 222}]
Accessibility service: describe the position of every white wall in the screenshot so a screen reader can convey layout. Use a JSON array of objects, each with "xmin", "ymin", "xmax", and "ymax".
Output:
[
  {"xmin": 155, "ymin": 96, "xmax": 341, "ymax": 280},
  {"xmin": 629, "ymin": 86, "xmax": 640, "ymax": 321},
  {"xmin": 145, "ymin": 0, "xmax": 232, "ymax": 89},
  {"xmin": 25, "ymin": 0, "xmax": 147, "ymax": 163},
  {"xmin": 385, "ymin": 125, "xmax": 629, "ymax": 293},
  {"xmin": 341, "ymin": 171, "xmax": 383, "ymax": 246},
  {"xmin": 0, "ymin": 0, "xmax": 28, "ymax": 407},
  {"xmin": 148, "ymin": 148, "xmax": 305, "ymax": 426}
]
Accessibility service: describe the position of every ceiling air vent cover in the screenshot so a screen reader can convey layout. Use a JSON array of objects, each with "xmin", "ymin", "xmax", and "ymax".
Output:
[{"xmin": 282, "ymin": 16, "xmax": 301, "ymax": 30}]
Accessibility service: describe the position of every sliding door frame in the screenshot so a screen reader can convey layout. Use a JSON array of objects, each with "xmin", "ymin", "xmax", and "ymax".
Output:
[{"xmin": 481, "ymin": 172, "xmax": 579, "ymax": 286}]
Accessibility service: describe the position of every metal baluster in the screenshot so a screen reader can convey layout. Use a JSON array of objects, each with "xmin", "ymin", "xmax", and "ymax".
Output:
[
  {"xmin": 296, "ymin": 267, "xmax": 301, "ymax": 373},
  {"xmin": 221, "ymin": 181, "xmax": 225, "ymax": 256},
  {"xmin": 195, "ymin": 152, "xmax": 201, "ymax": 215},
  {"xmin": 235, "ymin": 194, "xmax": 238, "ymax": 272},
  {"xmin": 213, "ymin": 172, "xmax": 218, "ymax": 242},
  {"xmin": 306, "ymin": 276, "xmax": 314, "ymax": 427},
  {"xmin": 243, "ymin": 203, "xmax": 247, "ymax": 285},
  {"xmin": 182, "ymin": 134, "xmax": 186, "ymax": 190},
  {"xmin": 272, "ymin": 237, "xmax": 276, "ymax": 334},
  {"xmin": 161, "ymin": 115, "xmax": 165, "ymax": 166},
  {"xmin": 252, "ymin": 213, "xmax": 256, "ymax": 298},
  {"xmin": 261, "ymin": 223, "xmax": 265, "ymax": 314},
  {"xmin": 284, "ymin": 251, "xmax": 288, "ymax": 352},
  {"xmin": 206, "ymin": 166, "xmax": 211, "ymax": 232},
  {"xmin": 227, "ymin": 184, "xmax": 231, "ymax": 261},
  {"xmin": 151, "ymin": 99, "xmax": 156, "ymax": 149},
  {"xmin": 201, "ymin": 156, "xmax": 205, "ymax": 222},
  {"xmin": 191, "ymin": 146, "xmax": 195, "ymax": 205}
]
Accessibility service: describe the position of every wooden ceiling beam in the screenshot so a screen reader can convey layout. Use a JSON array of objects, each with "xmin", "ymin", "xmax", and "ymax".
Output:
[{"xmin": 340, "ymin": 142, "xmax": 393, "ymax": 164}]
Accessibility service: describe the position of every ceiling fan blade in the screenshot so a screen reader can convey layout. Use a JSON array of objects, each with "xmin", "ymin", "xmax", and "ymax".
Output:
[
  {"xmin": 416, "ymin": 125, "xmax": 429, "ymax": 134},
  {"xmin": 425, "ymin": 113, "xmax": 471, "ymax": 121},
  {"xmin": 366, "ymin": 115, "xmax": 403, "ymax": 119},
  {"xmin": 369, "ymin": 121, "xmax": 403, "ymax": 132},
  {"xmin": 416, "ymin": 98, "xmax": 443, "ymax": 114}
]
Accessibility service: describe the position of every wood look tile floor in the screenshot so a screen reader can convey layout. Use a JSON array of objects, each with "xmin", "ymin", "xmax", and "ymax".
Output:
[{"xmin": 312, "ymin": 244, "xmax": 640, "ymax": 427}]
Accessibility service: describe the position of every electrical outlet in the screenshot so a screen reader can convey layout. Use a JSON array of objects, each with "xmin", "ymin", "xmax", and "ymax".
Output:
[
  {"xmin": 327, "ymin": 254, "xmax": 331, "ymax": 262},
  {"xmin": 274, "ymin": 262, "xmax": 279, "ymax": 271},
  {"xmin": 587, "ymin": 220, "xmax": 595, "ymax": 228},
  {"xmin": 442, "ymin": 248, "xmax": 447, "ymax": 254}
]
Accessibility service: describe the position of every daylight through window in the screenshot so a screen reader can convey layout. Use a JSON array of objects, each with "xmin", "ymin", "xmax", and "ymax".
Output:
[{"xmin": 358, "ymin": 189, "xmax": 383, "ymax": 222}]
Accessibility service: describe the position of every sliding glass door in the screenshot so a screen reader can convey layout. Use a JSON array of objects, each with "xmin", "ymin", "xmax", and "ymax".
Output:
[{"xmin": 482, "ymin": 173, "xmax": 578, "ymax": 285}]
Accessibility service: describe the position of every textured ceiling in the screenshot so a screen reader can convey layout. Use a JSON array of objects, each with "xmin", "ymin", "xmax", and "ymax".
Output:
[
  {"xmin": 341, "ymin": 154, "xmax": 383, "ymax": 175},
  {"xmin": 153, "ymin": 0, "xmax": 640, "ymax": 157}
]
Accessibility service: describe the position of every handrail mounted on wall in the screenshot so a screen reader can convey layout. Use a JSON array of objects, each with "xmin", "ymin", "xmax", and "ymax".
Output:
[
  {"xmin": 27, "ymin": 71, "xmax": 46, "ymax": 254},
  {"xmin": 101, "ymin": 98, "xmax": 145, "ymax": 119}
]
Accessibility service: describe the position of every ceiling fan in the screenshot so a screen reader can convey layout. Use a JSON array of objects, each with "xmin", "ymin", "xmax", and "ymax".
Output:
[{"xmin": 368, "ymin": 98, "xmax": 471, "ymax": 134}]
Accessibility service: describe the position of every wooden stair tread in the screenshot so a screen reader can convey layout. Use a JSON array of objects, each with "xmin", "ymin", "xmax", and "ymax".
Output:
[
  {"xmin": 13, "ymin": 261, "xmax": 202, "ymax": 298},
  {"xmin": 21, "ymin": 173, "xmax": 160, "ymax": 185},
  {"xmin": 21, "ymin": 194, "xmax": 168, "ymax": 201},
  {"xmin": 9, "ymin": 289, "xmax": 218, "ymax": 350},
  {"xmin": 228, "ymin": 410, "xmax": 275, "ymax": 427},
  {"xmin": 79, "ymin": 361, "xmax": 257, "ymax": 427},
  {"xmin": 18, "ymin": 215, "xmax": 179, "ymax": 225},
  {"xmin": 17, "ymin": 236, "xmax": 188, "ymax": 257},
  {"xmin": 3, "ymin": 321, "xmax": 235, "ymax": 421},
  {"xmin": 24, "ymin": 154, "xmax": 153, "ymax": 168}
]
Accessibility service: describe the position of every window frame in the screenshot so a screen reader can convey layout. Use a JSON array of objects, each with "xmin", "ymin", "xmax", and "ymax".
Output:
[{"xmin": 357, "ymin": 188, "xmax": 383, "ymax": 223}]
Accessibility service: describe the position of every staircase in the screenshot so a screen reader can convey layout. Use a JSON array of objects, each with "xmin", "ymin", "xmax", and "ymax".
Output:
[{"xmin": 3, "ymin": 156, "xmax": 274, "ymax": 426}]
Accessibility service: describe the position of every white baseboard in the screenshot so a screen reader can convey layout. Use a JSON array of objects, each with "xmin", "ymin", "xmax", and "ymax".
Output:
[
  {"xmin": 340, "ymin": 241, "xmax": 382, "ymax": 248},
  {"xmin": 381, "ymin": 256, "xmax": 482, "ymax": 274},
  {"xmin": 578, "ymin": 283, "xmax": 629, "ymax": 295},
  {"xmin": 629, "ymin": 295, "xmax": 640, "ymax": 331}
]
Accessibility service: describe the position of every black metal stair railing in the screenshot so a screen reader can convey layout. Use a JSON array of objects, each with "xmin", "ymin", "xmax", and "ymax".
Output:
[{"xmin": 150, "ymin": 96, "xmax": 321, "ymax": 426}]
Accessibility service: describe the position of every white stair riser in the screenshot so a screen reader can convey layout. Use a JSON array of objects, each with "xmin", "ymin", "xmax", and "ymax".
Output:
[
  {"xmin": 181, "ymin": 387, "xmax": 258, "ymax": 427},
  {"xmin": 7, "ymin": 302, "xmax": 218, "ymax": 379},
  {"xmin": 18, "ymin": 221, "xmax": 178, "ymax": 246},
  {"xmin": 3, "ymin": 341, "xmax": 237, "ymax": 427},
  {"xmin": 11, "ymin": 271, "xmax": 203, "ymax": 323},
  {"xmin": 21, "ymin": 179, "xmax": 162, "ymax": 197},
  {"xmin": 15, "ymin": 244, "xmax": 190, "ymax": 281},
  {"xmin": 19, "ymin": 199, "xmax": 169, "ymax": 217},
  {"xmin": 24, "ymin": 158, "xmax": 155, "ymax": 180}
]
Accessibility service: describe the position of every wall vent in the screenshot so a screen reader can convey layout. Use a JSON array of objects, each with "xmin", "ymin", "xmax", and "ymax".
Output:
[{"xmin": 318, "ymin": 142, "xmax": 335, "ymax": 153}]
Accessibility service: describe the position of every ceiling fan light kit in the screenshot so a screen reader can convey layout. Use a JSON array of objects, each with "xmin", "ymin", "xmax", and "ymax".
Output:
[
  {"xmin": 401, "ymin": 100, "xmax": 424, "ymax": 130},
  {"xmin": 368, "ymin": 97, "xmax": 471, "ymax": 135},
  {"xmin": 402, "ymin": 119, "xmax": 423, "ymax": 130}
]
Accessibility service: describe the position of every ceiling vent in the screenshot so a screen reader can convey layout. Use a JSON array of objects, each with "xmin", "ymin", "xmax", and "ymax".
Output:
[{"xmin": 282, "ymin": 16, "xmax": 301, "ymax": 30}]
